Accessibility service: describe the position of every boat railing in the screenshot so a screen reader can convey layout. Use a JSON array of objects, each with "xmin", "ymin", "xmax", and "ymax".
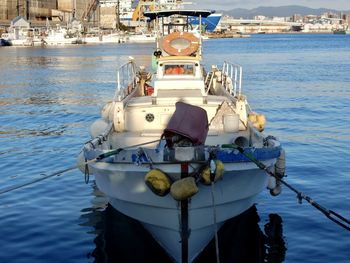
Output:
[
  {"xmin": 204, "ymin": 70, "xmax": 215, "ymax": 94},
  {"xmin": 222, "ymin": 62, "xmax": 242, "ymax": 97},
  {"xmin": 114, "ymin": 60, "xmax": 137, "ymax": 101}
]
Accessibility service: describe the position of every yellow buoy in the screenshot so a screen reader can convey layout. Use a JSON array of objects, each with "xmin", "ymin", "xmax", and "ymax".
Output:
[
  {"xmin": 170, "ymin": 177, "xmax": 199, "ymax": 201},
  {"xmin": 248, "ymin": 112, "xmax": 266, "ymax": 132},
  {"xmin": 145, "ymin": 169, "xmax": 171, "ymax": 196},
  {"xmin": 200, "ymin": 160, "xmax": 224, "ymax": 185}
]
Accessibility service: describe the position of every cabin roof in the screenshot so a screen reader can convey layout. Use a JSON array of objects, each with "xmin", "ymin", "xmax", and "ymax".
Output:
[
  {"xmin": 157, "ymin": 56, "xmax": 201, "ymax": 62},
  {"xmin": 11, "ymin": 16, "xmax": 30, "ymax": 28},
  {"xmin": 144, "ymin": 10, "xmax": 213, "ymax": 21}
]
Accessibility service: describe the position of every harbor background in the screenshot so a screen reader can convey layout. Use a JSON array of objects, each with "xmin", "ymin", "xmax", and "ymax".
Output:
[
  {"xmin": 1, "ymin": 0, "xmax": 350, "ymax": 44},
  {"xmin": 0, "ymin": 34, "xmax": 350, "ymax": 262}
]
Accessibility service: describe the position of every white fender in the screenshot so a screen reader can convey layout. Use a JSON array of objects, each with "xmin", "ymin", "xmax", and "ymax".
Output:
[
  {"xmin": 275, "ymin": 148, "xmax": 286, "ymax": 177},
  {"xmin": 267, "ymin": 176, "xmax": 277, "ymax": 190},
  {"xmin": 77, "ymin": 152, "xmax": 86, "ymax": 174},
  {"xmin": 90, "ymin": 119, "xmax": 109, "ymax": 138},
  {"xmin": 101, "ymin": 101, "xmax": 115, "ymax": 121}
]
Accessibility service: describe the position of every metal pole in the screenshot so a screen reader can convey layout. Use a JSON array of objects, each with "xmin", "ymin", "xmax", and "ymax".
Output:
[
  {"xmin": 116, "ymin": 0, "xmax": 120, "ymax": 30},
  {"xmin": 234, "ymin": 66, "xmax": 238, "ymax": 96},
  {"xmin": 16, "ymin": 0, "xmax": 20, "ymax": 17},
  {"xmin": 239, "ymin": 66, "xmax": 242, "ymax": 96},
  {"xmin": 180, "ymin": 163, "xmax": 189, "ymax": 263}
]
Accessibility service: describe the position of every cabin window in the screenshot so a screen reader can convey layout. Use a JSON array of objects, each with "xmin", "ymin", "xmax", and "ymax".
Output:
[{"xmin": 164, "ymin": 64, "xmax": 194, "ymax": 75}]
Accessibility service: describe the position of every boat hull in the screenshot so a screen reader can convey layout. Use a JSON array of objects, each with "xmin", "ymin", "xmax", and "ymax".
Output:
[
  {"xmin": 189, "ymin": 13, "xmax": 222, "ymax": 32},
  {"xmin": 91, "ymin": 160, "xmax": 273, "ymax": 262}
]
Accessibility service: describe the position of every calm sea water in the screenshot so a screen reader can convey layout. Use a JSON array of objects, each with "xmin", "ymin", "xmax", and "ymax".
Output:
[{"xmin": 0, "ymin": 34, "xmax": 349, "ymax": 263}]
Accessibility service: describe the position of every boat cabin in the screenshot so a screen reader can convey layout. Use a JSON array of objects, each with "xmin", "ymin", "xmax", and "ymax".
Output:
[
  {"xmin": 142, "ymin": 10, "xmax": 213, "ymax": 98},
  {"xmin": 154, "ymin": 56, "xmax": 206, "ymax": 97}
]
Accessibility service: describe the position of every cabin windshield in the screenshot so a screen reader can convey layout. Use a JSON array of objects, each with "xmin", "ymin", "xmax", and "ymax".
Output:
[{"xmin": 164, "ymin": 63, "xmax": 195, "ymax": 76}]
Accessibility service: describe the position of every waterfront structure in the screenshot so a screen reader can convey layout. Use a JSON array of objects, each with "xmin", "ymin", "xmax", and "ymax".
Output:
[
  {"xmin": 218, "ymin": 17, "xmax": 299, "ymax": 34},
  {"xmin": 99, "ymin": 0, "xmax": 133, "ymax": 28},
  {"xmin": 0, "ymin": 0, "xmax": 96, "ymax": 25},
  {"xmin": 1, "ymin": 2, "xmax": 348, "ymax": 33},
  {"xmin": 0, "ymin": 0, "xmax": 55, "ymax": 20}
]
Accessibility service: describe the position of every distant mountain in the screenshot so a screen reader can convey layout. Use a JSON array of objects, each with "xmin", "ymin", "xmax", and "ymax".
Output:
[{"xmin": 220, "ymin": 5, "xmax": 349, "ymax": 18}]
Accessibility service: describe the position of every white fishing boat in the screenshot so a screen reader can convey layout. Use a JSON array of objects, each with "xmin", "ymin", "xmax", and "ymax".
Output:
[
  {"xmin": 126, "ymin": 30, "xmax": 157, "ymax": 43},
  {"xmin": 78, "ymin": 9, "xmax": 285, "ymax": 263},
  {"xmin": 84, "ymin": 32, "xmax": 127, "ymax": 44},
  {"xmin": 43, "ymin": 27, "xmax": 81, "ymax": 46},
  {"xmin": 1, "ymin": 28, "xmax": 43, "ymax": 46}
]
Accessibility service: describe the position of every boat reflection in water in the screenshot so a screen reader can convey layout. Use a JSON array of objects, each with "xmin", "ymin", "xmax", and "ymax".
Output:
[{"xmin": 83, "ymin": 184, "xmax": 286, "ymax": 263}]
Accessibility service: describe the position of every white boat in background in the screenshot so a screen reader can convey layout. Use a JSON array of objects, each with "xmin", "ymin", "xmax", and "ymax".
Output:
[
  {"xmin": 333, "ymin": 26, "xmax": 350, "ymax": 34},
  {"xmin": 188, "ymin": 12, "xmax": 222, "ymax": 32},
  {"xmin": 43, "ymin": 26, "xmax": 82, "ymax": 46},
  {"xmin": 1, "ymin": 28, "xmax": 43, "ymax": 46},
  {"xmin": 126, "ymin": 30, "xmax": 157, "ymax": 43},
  {"xmin": 84, "ymin": 32, "xmax": 127, "ymax": 44},
  {"xmin": 78, "ymin": 9, "xmax": 285, "ymax": 263}
]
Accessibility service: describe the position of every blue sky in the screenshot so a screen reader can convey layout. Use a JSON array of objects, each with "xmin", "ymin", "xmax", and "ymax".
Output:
[{"xmin": 189, "ymin": 0, "xmax": 350, "ymax": 11}]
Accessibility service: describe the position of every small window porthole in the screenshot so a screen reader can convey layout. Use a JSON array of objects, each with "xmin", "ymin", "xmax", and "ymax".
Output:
[{"xmin": 145, "ymin": 113, "xmax": 155, "ymax": 122}]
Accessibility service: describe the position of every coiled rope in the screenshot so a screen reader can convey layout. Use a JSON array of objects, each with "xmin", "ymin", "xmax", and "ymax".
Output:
[{"xmin": 222, "ymin": 144, "xmax": 350, "ymax": 232}]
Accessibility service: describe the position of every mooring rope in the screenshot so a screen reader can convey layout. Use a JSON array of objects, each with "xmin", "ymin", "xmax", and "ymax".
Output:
[
  {"xmin": 94, "ymin": 139, "xmax": 163, "ymax": 161},
  {"xmin": 3, "ymin": 138, "xmax": 348, "ymax": 233},
  {"xmin": 210, "ymin": 159, "xmax": 221, "ymax": 263},
  {"xmin": 0, "ymin": 139, "xmax": 164, "ymax": 196},
  {"xmin": 221, "ymin": 144, "xmax": 350, "ymax": 232},
  {"xmin": 0, "ymin": 165, "xmax": 77, "ymax": 195}
]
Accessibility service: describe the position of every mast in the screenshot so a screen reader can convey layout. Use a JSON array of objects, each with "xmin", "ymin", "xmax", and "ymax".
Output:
[
  {"xmin": 115, "ymin": 0, "xmax": 120, "ymax": 30},
  {"xmin": 73, "ymin": 0, "xmax": 76, "ymax": 19},
  {"xmin": 26, "ymin": 0, "xmax": 30, "ymax": 20},
  {"xmin": 16, "ymin": 0, "xmax": 20, "ymax": 16}
]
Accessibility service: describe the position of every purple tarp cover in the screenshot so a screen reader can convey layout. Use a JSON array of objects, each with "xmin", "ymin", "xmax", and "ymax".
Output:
[{"xmin": 163, "ymin": 101, "xmax": 209, "ymax": 145}]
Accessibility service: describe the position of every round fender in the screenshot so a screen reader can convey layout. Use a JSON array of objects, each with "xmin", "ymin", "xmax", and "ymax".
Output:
[{"xmin": 162, "ymin": 32, "xmax": 199, "ymax": 56}]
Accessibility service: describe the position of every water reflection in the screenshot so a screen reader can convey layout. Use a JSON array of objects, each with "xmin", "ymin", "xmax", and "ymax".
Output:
[
  {"xmin": 82, "ymin": 184, "xmax": 287, "ymax": 263},
  {"xmin": 14, "ymin": 55, "xmax": 57, "ymax": 67},
  {"xmin": 24, "ymin": 96, "xmax": 59, "ymax": 105},
  {"xmin": 195, "ymin": 206, "xmax": 286, "ymax": 263},
  {"xmin": 264, "ymin": 214, "xmax": 287, "ymax": 263},
  {"xmin": 0, "ymin": 125, "xmax": 68, "ymax": 138}
]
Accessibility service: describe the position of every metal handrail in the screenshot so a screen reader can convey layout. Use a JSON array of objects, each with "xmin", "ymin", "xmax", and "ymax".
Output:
[
  {"xmin": 221, "ymin": 62, "xmax": 242, "ymax": 97},
  {"xmin": 205, "ymin": 71, "xmax": 215, "ymax": 94},
  {"xmin": 113, "ymin": 60, "xmax": 137, "ymax": 101}
]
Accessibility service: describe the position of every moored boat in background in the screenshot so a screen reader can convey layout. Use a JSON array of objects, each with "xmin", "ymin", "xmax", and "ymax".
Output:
[
  {"xmin": 188, "ymin": 12, "xmax": 222, "ymax": 32},
  {"xmin": 0, "ymin": 38, "xmax": 12, "ymax": 46},
  {"xmin": 333, "ymin": 26, "xmax": 350, "ymax": 34},
  {"xmin": 126, "ymin": 30, "xmax": 157, "ymax": 43}
]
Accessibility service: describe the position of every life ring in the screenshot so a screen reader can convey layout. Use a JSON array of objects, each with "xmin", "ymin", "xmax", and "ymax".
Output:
[{"xmin": 162, "ymin": 32, "xmax": 199, "ymax": 56}]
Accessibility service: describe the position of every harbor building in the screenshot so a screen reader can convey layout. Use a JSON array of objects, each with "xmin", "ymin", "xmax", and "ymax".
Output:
[
  {"xmin": 0, "ymin": 0, "xmax": 55, "ymax": 21},
  {"xmin": 0, "ymin": 0, "xmax": 98, "ymax": 25},
  {"xmin": 0, "ymin": 0, "xmax": 186, "ymax": 29}
]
